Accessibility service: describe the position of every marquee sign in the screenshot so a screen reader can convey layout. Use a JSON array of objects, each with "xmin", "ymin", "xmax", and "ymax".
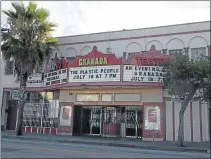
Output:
[
  {"xmin": 44, "ymin": 68, "xmax": 67, "ymax": 86},
  {"xmin": 69, "ymin": 65, "xmax": 121, "ymax": 83},
  {"xmin": 27, "ymin": 74, "xmax": 43, "ymax": 84},
  {"xmin": 123, "ymin": 65, "xmax": 164, "ymax": 83},
  {"xmin": 46, "ymin": 53, "xmax": 68, "ymax": 72},
  {"xmin": 135, "ymin": 56, "xmax": 167, "ymax": 66},
  {"xmin": 123, "ymin": 45, "xmax": 173, "ymax": 66},
  {"xmin": 43, "ymin": 45, "xmax": 173, "ymax": 86},
  {"xmin": 67, "ymin": 46, "xmax": 122, "ymax": 67}
]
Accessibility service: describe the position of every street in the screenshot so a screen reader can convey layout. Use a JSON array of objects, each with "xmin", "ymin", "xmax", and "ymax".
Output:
[{"xmin": 1, "ymin": 138, "xmax": 210, "ymax": 158}]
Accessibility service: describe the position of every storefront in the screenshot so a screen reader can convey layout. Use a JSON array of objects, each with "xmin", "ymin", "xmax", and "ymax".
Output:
[
  {"xmin": 1, "ymin": 21, "xmax": 210, "ymax": 142},
  {"xmin": 30, "ymin": 45, "xmax": 168, "ymax": 141},
  {"xmin": 58, "ymin": 88, "xmax": 163, "ymax": 140}
]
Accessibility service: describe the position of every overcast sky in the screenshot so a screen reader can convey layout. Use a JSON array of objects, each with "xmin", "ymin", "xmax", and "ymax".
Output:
[{"xmin": 1, "ymin": 1, "xmax": 210, "ymax": 37}]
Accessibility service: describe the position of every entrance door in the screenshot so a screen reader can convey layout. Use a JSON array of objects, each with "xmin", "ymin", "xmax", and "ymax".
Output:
[
  {"xmin": 90, "ymin": 109, "xmax": 101, "ymax": 135},
  {"xmin": 125, "ymin": 110, "xmax": 136, "ymax": 137},
  {"xmin": 82, "ymin": 109, "xmax": 91, "ymax": 134},
  {"xmin": 125, "ymin": 107, "xmax": 143, "ymax": 139},
  {"xmin": 6, "ymin": 107, "xmax": 18, "ymax": 130},
  {"xmin": 136, "ymin": 110, "xmax": 143, "ymax": 138},
  {"xmin": 73, "ymin": 106, "xmax": 82, "ymax": 135}
]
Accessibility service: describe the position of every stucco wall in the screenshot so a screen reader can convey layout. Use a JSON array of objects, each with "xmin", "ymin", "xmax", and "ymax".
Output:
[
  {"xmin": 1, "ymin": 61, "xmax": 43, "ymax": 88},
  {"xmin": 165, "ymin": 99, "xmax": 209, "ymax": 142},
  {"xmin": 55, "ymin": 21, "xmax": 210, "ymax": 58}
]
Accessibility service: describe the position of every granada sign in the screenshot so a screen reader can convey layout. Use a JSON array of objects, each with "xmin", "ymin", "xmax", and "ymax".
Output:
[{"xmin": 79, "ymin": 57, "xmax": 108, "ymax": 66}]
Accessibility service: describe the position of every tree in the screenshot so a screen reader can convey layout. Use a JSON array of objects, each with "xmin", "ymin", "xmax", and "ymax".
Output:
[
  {"xmin": 163, "ymin": 54, "xmax": 210, "ymax": 147},
  {"xmin": 1, "ymin": 1, "xmax": 57, "ymax": 136}
]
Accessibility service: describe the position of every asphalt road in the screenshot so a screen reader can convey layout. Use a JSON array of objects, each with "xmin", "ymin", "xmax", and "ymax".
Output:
[{"xmin": 1, "ymin": 138, "xmax": 210, "ymax": 158}]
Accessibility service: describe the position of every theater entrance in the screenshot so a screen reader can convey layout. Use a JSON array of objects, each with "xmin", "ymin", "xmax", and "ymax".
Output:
[
  {"xmin": 72, "ymin": 106, "xmax": 143, "ymax": 138},
  {"xmin": 72, "ymin": 106, "xmax": 102, "ymax": 136},
  {"xmin": 124, "ymin": 107, "xmax": 143, "ymax": 139}
]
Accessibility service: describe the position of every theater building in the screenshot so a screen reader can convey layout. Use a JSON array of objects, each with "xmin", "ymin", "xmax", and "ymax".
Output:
[{"xmin": 1, "ymin": 21, "xmax": 210, "ymax": 142}]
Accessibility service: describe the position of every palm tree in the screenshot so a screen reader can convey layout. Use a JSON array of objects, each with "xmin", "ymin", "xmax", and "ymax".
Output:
[{"xmin": 1, "ymin": 1, "xmax": 57, "ymax": 135}]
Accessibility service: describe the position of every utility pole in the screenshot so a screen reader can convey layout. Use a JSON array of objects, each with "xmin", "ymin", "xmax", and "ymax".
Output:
[{"xmin": 0, "ymin": 29, "xmax": 4, "ymax": 121}]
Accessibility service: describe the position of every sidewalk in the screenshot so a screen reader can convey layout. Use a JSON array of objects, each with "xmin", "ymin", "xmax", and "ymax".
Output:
[{"xmin": 1, "ymin": 131, "xmax": 210, "ymax": 153}]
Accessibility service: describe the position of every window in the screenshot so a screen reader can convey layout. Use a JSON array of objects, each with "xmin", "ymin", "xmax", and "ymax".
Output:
[
  {"xmin": 40, "ymin": 92, "xmax": 53, "ymax": 100},
  {"xmin": 104, "ymin": 107, "xmax": 116, "ymax": 124},
  {"xmin": 5, "ymin": 60, "xmax": 14, "ymax": 75},
  {"xmin": 169, "ymin": 49, "xmax": 183, "ymax": 56},
  {"xmin": 48, "ymin": 100, "xmax": 60, "ymax": 118},
  {"xmin": 76, "ymin": 94, "xmax": 99, "ymax": 102},
  {"xmin": 101, "ymin": 94, "xmax": 112, "ymax": 102},
  {"xmin": 191, "ymin": 47, "xmax": 206, "ymax": 60},
  {"xmin": 114, "ymin": 93, "xmax": 141, "ymax": 102}
]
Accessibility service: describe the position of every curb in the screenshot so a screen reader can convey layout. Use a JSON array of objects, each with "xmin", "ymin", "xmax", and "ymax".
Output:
[{"xmin": 2, "ymin": 135, "xmax": 209, "ymax": 154}]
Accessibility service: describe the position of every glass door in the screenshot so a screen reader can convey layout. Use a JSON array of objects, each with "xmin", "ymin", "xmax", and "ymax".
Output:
[
  {"xmin": 81, "ymin": 108, "xmax": 91, "ymax": 134},
  {"xmin": 136, "ymin": 110, "xmax": 143, "ymax": 138},
  {"xmin": 125, "ymin": 109, "xmax": 136, "ymax": 137},
  {"xmin": 90, "ymin": 108, "xmax": 101, "ymax": 135},
  {"xmin": 125, "ymin": 107, "xmax": 143, "ymax": 139}
]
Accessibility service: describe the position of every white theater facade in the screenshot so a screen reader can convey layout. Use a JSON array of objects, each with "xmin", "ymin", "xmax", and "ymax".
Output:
[{"xmin": 1, "ymin": 21, "xmax": 210, "ymax": 142}]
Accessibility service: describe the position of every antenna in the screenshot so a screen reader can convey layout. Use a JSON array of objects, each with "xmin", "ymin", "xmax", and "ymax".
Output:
[{"xmin": 143, "ymin": 29, "xmax": 146, "ymax": 51}]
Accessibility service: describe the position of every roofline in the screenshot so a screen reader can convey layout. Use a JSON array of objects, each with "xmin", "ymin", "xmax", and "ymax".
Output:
[{"xmin": 55, "ymin": 20, "xmax": 210, "ymax": 39}]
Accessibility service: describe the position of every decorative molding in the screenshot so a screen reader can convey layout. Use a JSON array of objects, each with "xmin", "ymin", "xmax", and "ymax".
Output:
[
  {"xmin": 162, "ymin": 49, "xmax": 167, "ymax": 55},
  {"xmin": 67, "ymin": 46, "xmax": 122, "ymax": 67},
  {"xmin": 123, "ymin": 45, "xmax": 173, "ymax": 65}
]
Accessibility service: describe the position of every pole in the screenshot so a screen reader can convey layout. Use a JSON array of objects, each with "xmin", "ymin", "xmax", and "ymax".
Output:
[
  {"xmin": 209, "ymin": 106, "xmax": 211, "ymax": 151},
  {"xmin": 152, "ymin": 128, "xmax": 155, "ymax": 147},
  {"xmin": 40, "ymin": 91, "xmax": 46, "ymax": 133},
  {"xmin": 0, "ymin": 45, "xmax": 3, "ymax": 124}
]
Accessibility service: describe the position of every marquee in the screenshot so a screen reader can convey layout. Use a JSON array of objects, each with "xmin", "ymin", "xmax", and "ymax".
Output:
[
  {"xmin": 69, "ymin": 65, "xmax": 121, "ymax": 83},
  {"xmin": 44, "ymin": 68, "xmax": 67, "ymax": 86},
  {"xmin": 123, "ymin": 65, "xmax": 164, "ymax": 83},
  {"xmin": 43, "ymin": 45, "xmax": 173, "ymax": 86}
]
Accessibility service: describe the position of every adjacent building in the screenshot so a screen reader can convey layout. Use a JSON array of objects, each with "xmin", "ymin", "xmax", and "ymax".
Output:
[{"xmin": 1, "ymin": 21, "xmax": 210, "ymax": 142}]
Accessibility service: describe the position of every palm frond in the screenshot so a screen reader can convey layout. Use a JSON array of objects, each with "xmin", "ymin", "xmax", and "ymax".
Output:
[
  {"xmin": 27, "ymin": 1, "xmax": 37, "ymax": 13},
  {"xmin": 2, "ymin": 10, "xmax": 18, "ymax": 20},
  {"xmin": 1, "ymin": 1, "xmax": 57, "ymax": 80},
  {"xmin": 35, "ymin": 8, "xmax": 50, "ymax": 22},
  {"xmin": 11, "ymin": 2, "xmax": 25, "ymax": 16}
]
